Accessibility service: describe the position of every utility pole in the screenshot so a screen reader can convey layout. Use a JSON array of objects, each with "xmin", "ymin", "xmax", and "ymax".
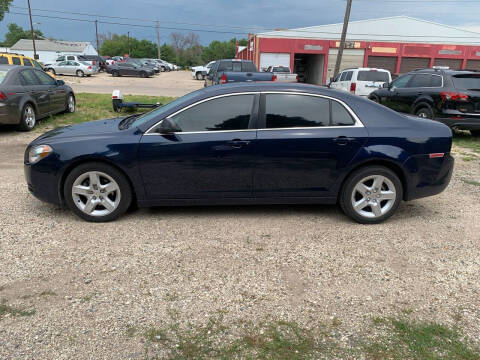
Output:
[
  {"xmin": 156, "ymin": 21, "xmax": 161, "ymax": 59},
  {"xmin": 95, "ymin": 20, "xmax": 99, "ymax": 54},
  {"xmin": 27, "ymin": 0, "xmax": 38, "ymax": 59},
  {"xmin": 333, "ymin": 0, "xmax": 353, "ymax": 78},
  {"xmin": 127, "ymin": 31, "xmax": 130, "ymax": 56}
]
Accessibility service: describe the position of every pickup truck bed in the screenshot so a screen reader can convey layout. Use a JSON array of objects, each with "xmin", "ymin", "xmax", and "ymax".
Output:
[{"xmin": 266, "ymin": 66, "xmax": 298, "ymax": 83}]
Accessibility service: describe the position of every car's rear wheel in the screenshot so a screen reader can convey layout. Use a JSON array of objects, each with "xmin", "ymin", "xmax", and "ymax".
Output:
[
  {"xmin": 76, "ymin": 70, "xmax": 84, "ymax": 77},
  {"xmin": 470, "ymin": 130, "xmax": 480, "ymax": 137},
  {"xmin": 369, "ymin": 95, "xmax": 379, "ymax": 103},
  {"xmin": 340, "ymin": 166, "xmax": 403, "ymax": 224},
  {"xmin": 64, "ymin": 162, "xmax": 132, "ymax": 222},
  {"xmin": 140, "ymin": 71, "xmax": 147, "ymax": 78},
  {"xmin": 18, "ymin": 103, "xmax": 36, "ymax": 131},
  {"xmin": 415, "ymin": 107, "xmax": 433, "ymax": 119},
  {"xmin": 48, "ymin": 68, "xmax": 55, "ymax": 74},
  {"xmin": 112, "ymin": 70, "xmax": 119, "ymax": 77}
]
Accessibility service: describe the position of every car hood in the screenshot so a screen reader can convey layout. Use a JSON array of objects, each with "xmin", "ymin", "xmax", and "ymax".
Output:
[{"xmin": 32, "ymin": 117, "xmax": 127, "ymax": 144}]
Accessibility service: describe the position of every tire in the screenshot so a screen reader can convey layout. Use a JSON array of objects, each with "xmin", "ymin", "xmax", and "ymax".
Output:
[
  {"xmin": 76, "ymin": 70, "xmax": 84, "ymax": 77},
  {"xmin": 340, "ymin": 166, "xmax": 403, "ymax": 224},
  {"xmin": 18, "ymin": 103, "xmax": 36, "ymax": 131},
  {"xmin": 470, "ymin": 130, "xmax": 480, "ymax": 137},
  {"xmin": 369, "ymin": 95, "xmax": 379, "ymax": 103},
  {"xmin": 415, "ymin": 106, "xmax": 433, "ymax": 119},
  {"xmin": 140, "ymin": 71, "xmax": 147, "ymax": 78},
  {"xmin": 196, "ymin": 72, "xmax": 203, "ymax": 80},
  {"xmin": 161, "ymin": 66, "xmax": 166, "ymax": 72},
  {"xmin": 48, "ymin": 68, "xmax": 55, "ymax": 74},
  {"xmin": 64, "ymin": 162, "xmax": 132, "ymax": 222},
  {"xmin": 66, "ymin": 94, "xmax": 75, "ymax": 113}
]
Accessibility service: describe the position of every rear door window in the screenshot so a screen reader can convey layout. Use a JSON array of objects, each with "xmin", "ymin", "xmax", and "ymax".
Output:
[
  {"xmin": 392, "ymin": 74, "xmax": 413, "ymax": 89},
  {"xmin": 19, "ymin": 70, "xmax": 40, "ymax": 86},
  {"xmin": 431, "ymin": 75, "xmax": 443, "ymax": 87},
  {"xmin": 451, "ymin": 74, "xmax": 480, "ymax": 90},
  {"xmin": 265, "ymin": 94, "xmax": 330, "ymax": 128},
  {"xmin": 170, "ymin": 94, "xmax": 255, "ymax": 132},
  {"xmin": 242, "ymin": 62, "xmax": 257, "ymax": 72},
  {"xmin": 11, "ymin": 57, "xmax": 21, "ymax": 65},
  {"xmin": 357, "ymin": 71, "xmax": 390, "ymax": 82},
  {"xmin": 23, "ymin": 59, "xmax": 33, "ymax": 66},
  {"xmin": 67, "ymin": 56, "xmax": 75, "ymax": 61},
  {"xmin": 331, "ymin": 101, "xmax": 355, "ymax": 126},
  {"xmin": 217, "ymin": 61, "xmax": 232, "ymax": 72},
  {"xmin": 407, "ymin": 74, "xmax": 432, "ymax": 88},
  {"xmin": 0, "ymin": 56, "xmax": 8, "ymax": 64}
]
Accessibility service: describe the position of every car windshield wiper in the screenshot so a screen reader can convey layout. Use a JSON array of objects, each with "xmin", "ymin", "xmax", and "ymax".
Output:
[{"xmin": 118, "ymin": 113, "xmax": 144, "ymax": 130}]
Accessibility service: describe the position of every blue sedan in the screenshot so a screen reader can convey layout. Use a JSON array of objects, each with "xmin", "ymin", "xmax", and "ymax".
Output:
[{"xmin": 24, "ymin": 83, "xmax": 454, "ymax": 223}]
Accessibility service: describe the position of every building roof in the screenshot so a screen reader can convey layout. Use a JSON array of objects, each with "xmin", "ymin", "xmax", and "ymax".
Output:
[
  {"xmin": 10, "ymin": 39, "xmax": 91, "ymax": 52},
  {"xmin": 257, "ymin": 16, "xmax": 480, "ymax": 45}
]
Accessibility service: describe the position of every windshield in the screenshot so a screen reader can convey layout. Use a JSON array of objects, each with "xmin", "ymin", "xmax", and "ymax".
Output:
[
  {"xmin": 452, "ymin": 74, "xmax": 480, "ymax": 90},
  {"xmin": 357, "ymin": 71, "xmax": 390, "ymax": 82},
  {"xmin": 0, "ymin": 70, "xmax": 8, "ymax": 84},
  {"xmin": 129, "ymin": 90, "xmax": 203, "ymax": 128}
]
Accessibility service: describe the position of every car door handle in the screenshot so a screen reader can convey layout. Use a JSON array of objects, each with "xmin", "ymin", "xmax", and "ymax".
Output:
[
  {"xmin": 333, "ymin": 136, "xmax": 355, "ymax": 145},
  {"xmin": 227, "ymin": 139, "xmax": 250, "ymax": 148}
]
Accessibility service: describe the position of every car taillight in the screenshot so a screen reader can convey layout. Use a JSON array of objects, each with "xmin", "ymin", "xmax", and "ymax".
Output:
[
  {"xmin": 272, "ymin": 75, "xmax": 277, "ymax": 81},
  {"xmin": 296, "ymin": 74, "xmax": 299, "ymax": 82},
  {"xmin": 87, "ymin": 66, "xmax": 92, "ymax": 69},
  {"xmin": 220, "ymin": 74, "xmax": 227, "ymax": 84},
  {"xmin": 350, "ymin": 82, "xmax": 356, "ymax": 94},
  {"xmin": 429, "ymin": 153, "xmax": 444, "ymax": 158},
  {"xmin": 440, "ymin": 91, "xmax": 469, "ymax": 102},
  {"xmin": 92, "ymin": 61, "xmax": 96, "ymax": 65},
  {"xmin": 0, "ymin": 91, "xmax": 7, "ymax": 101}
]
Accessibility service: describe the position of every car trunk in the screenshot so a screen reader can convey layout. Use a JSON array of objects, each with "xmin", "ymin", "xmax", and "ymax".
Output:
[{"xmin": 451, "ymin": 74, "xmax": 480, "ymax": 113}]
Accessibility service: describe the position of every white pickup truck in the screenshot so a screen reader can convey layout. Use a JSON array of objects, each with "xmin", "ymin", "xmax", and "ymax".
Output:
[
  {"xmin": 191, "ymin": 61, "xmax": 215, "ymax": 80},
  {"xmin": 265, "ymin": 65, "xmax": 298, "ymax": 83}
]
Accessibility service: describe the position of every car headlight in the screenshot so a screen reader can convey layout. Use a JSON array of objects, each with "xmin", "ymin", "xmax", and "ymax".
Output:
[{"xmin": 28, "ymin": 145, "xmax": 53, "ymax": 164}]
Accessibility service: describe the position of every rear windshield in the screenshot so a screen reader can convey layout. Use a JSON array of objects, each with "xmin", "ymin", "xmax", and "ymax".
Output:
[
  {"xmin": 273, "ymin": 67, "xmax": 290, "ymax": 73},
  {"xmin": 357, "ymin": 70, "xmax": 389, "ymax": 82},
  {"xmin": 452, "ymin": 75, "xmax": 480, "ymax": 90},
  {"xmin": 218, "ymin": 61, "xmax": 257, "ymax": 72},
  {"xmin": 0, "ymin": 70, "xmax": 8, "ymax": 83}
]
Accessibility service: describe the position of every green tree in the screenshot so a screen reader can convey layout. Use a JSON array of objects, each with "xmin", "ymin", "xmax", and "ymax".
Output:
[
  {"xmin": 160, "ymin": 44, "xmax": 176, "ymax": 63},
  {"xmin": 202, "ymin": 38, "xmax": 248, "ymax": 63},
  {"xmin": 2, "ymin": 23, "xmax": 43, "ymax": 47},
  {"xmin": 100, "ymin": 34, "xmax": 158, "ymax": 58},
  {"xmin": 0, "ymin": 0, "xmax": 12, "ymax": 22}
]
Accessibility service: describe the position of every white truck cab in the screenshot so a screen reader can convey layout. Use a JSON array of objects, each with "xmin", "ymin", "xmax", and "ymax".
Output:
[{"xmin": 329, "ymin": 68, "xmax": 392, "ymax": 97}]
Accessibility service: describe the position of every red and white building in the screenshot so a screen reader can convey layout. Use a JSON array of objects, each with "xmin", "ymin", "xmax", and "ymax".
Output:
[{"xmin": 236, "ymin": 16, "xmax": 480, "ymax": 85}]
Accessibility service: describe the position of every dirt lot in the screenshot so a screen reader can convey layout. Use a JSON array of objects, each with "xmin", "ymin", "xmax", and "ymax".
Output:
[
  {"xmin": 0, "ymin": 129, "xmax": 479, "ymax": 359},
  {"xmin": 56, "ymin": 71, "xmax": 203, "ymax": 97}
]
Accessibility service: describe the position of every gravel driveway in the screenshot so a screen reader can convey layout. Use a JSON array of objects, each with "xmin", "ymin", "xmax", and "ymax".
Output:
[{"xmin": 0, "ymin": 130, "xmax": 479, "ymax": 359}]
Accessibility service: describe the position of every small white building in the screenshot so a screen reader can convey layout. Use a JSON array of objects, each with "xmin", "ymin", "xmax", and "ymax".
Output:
[{"xmin": 9, "ymin": 39, "xmax": 98, "ymax": 64}]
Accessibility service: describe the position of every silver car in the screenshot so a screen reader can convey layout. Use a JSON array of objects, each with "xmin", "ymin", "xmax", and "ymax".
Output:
[{"xmin": 47, "ymin": 61, "xmax": 98, "ymax": 77}]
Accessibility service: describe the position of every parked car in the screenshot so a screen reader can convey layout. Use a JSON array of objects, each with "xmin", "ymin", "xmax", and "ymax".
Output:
[
  {"xmin": 191, "ymin": 61, "xmax": 215, "ymax": 80},
  {"xmin": 106, "ymin": 62, "xmax": 154, "ymax": 77},
  {"xmin": 153, "ymin": 59, "xmax": 170, "ymax": 72},
  {"xmin": 329, "ymin": 68, "xmax": 392, "ymax": 97},
  {"xmin": 204, "ymin": 59, "xmax": 276, "ymax": 87},
  {"xmin": 265, "ymin": 65, "xmax": 298, "ymax": 83},
  {"xmin": 47, "ymin": 61, "xmax": 98, "ymax": 77},
  {"xmin": 80, "ymin": 55, "xmax": 107, "ymax": 71},
  {"xmin": 0, "ymin": 65, "xmax": 75, "ymax": 131},
  {"xmin": 44, "ymin": 54, "xmax": 97, "ymax": 68},
  {"xmin": 24, "ymin": 82, "xmax": 453, "ymax": 223},
  {"xmin": 0, "ymin": 52, "xmax": 55, "ymax": 78},
  {"xmin": 369, "ymin": 68, "xmax": 480, "ymax": 136},
  {"xmin": 124, "ymin": 58, "xmax": 159, "ymax": 73}
]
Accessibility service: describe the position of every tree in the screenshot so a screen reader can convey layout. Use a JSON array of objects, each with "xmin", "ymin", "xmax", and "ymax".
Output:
[
  {"xmin": 160, "ymin": 44, "xmax": 175, "ymax": 63},
  {"xmin": 2, "ymin": 23, "xmax": 44, "ymax": 47},
  {"xmin": 202, "ymin": 38, "xmax": 247, "ymax": 63},
  {"xmin": 100, "ymin": 34, "xmax": 158, "ymax": 58},
  {"xmin": 0, "ymin": 0, "xmax": 12, "ymax": 22}
]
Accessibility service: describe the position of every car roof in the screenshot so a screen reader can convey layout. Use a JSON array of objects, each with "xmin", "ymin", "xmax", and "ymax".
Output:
[{"xmin": 410, "ymin": 68, "xmax": 479, "ymax": 76}]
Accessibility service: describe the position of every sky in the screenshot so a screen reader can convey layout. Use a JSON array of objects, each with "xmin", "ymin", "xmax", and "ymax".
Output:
[{"xmin": 1, "ymin": 0, "xmax": 480, "ymax": 46}]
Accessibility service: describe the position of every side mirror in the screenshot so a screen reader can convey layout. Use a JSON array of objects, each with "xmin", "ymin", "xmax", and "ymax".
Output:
[
  {"xmin": 56, "ymin": 80, "xmax": 65, "ymax": 86},
  {"xmin": 156, "ymin": 118, "xmax": 180, "ymax": 134}
]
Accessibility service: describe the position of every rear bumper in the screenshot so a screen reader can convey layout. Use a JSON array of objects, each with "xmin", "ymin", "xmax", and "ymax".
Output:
[
  {"xmin": 435, "ymin": 116, "xmax": 480, "ymax": 131},
  {"xmin": 403, "ymin": 153, "xmax": 454, "ymax": 201}
]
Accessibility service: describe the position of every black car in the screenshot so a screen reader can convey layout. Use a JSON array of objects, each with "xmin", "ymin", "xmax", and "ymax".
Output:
[
  {"xmin": 369, "ymin": 68, "xmax": 480, "ymax": 136},
  {"xmin": 0, "ymin": 65, "xmax": 75, "ymax": 131},
  {"xmin": 125, "ymin": 58, "xmax": 159, "ymax": 73},
  {"xmin": 106, "ymin": 62, "xmax": 154, "ymax": 78}
]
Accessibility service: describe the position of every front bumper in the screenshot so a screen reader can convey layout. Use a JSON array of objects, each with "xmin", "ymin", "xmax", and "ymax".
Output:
[{"xmin": 24, "ymin": 152, "xmax": 63, "ymax": 206}]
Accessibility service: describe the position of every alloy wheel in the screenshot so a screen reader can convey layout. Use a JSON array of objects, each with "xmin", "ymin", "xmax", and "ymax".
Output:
[
  {"xmin": 71, "ymin": 171, "xmax": 121, "ymax": 217},
  {"xmin": 24, "ymin": 105, "xmax": 36, "ymax": 128},
  {"xmin": 350, "ymin": 175, "xmax": 397, "ymax": 219},
  {"xmin": 68, "ymin": 95, "xmax": 75, "ymax": 112}
]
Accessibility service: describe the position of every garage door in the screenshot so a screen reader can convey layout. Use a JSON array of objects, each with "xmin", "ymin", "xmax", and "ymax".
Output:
[
  {"xmin": 399, "ymin": 57, "xmax": 430, "ymax": 74},
  {"xmin": 326, "ymin": 49, "xmax": 365, "ymax": 82},
  {"xmin": 434, "ymin": 58, "xmax": 462, "ymax": 70},
  {"xmin": 259, "ymin": 53, "xmax": 291, "ymax": 71},
  {"xmin": 367, "ymin": 56, "xmax": 397, "ymax": 74},
  {"xmin": 466, "ymin": 60, "xmax": 480, "ymax": 71}
]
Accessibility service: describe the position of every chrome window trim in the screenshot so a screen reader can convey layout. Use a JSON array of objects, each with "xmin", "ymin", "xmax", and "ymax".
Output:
[{"xmin": 145, "ymin": 90, "xmax": 363, "ymax": 135}]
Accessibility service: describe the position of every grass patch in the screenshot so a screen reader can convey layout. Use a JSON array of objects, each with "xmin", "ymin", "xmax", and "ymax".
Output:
[
  {"xmin": 137, "ymin": 312, "xmax": 480, "ymax": 360},
  {"xmin": 365, "ymin": 317, "xmax": 480, "ymax": 360},
  {"xmin": 462, "ymin": 179, "xmax": 480, "ymax": 187},
  {"xmin": 453, "ymin": 131, "xmax": 480, "ymax": 153},
  {"xmin": 35, "ymin": 93, "xmax": 175, "ymax": 131},
  {"xmin": 0, "ymin": 299, "xmax": 35, "ymax": 320}
]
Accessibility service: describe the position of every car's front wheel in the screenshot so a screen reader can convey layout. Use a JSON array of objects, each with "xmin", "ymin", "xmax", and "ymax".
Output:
[
  {"xmin": 196, "ymin": 72, "xmax": 203, "ymax": 80},
  {"xmin": 340, "ymin": 166, "xmax": 403, "ymax": 224},
  {"xmin": 64, "ymin": 162, "xmax": 132, "ymax": 222},
  {"xmin": 66, "ymin": 94, "xmax": 75, "ymax": 113},
  {"xmin": 76, "ymin": 70, "xmax": 84, "ymax": 77}
]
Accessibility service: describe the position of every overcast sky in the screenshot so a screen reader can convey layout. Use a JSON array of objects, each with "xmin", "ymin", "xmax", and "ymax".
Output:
[{"xmin": 1, "ymin": 0, "xmax": 480, "ymax": 46}]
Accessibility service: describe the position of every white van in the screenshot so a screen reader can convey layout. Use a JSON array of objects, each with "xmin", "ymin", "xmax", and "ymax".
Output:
[{"xmin": 329, "ymin": 68, "xmax": 392, "ymax": 97}]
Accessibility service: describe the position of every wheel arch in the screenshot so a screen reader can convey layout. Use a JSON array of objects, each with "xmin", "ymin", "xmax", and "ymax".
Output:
[
  {"xmin": 19, "ymin": 99, "xmax": 38, "ymax": 119},
  {"xmin": 412, "ymin": 99, "xmax": 434, "ymax": 114},
  {"xmin": 338, "ymin": 159, "xmax": 409, "ymax": 202},
  {"xmin": 58, "ymin": 157, "xmax": 137, "ymax": 205}
]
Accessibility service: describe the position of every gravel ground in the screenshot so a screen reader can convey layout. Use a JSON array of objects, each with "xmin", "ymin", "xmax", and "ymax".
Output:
[
  {"xmin": 0, "ymin": 129, "xmax": 479, "ymax": 359},
  {"xmin": 55, "ymin": 71, "xmax": 203, "ymax": 97}
]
